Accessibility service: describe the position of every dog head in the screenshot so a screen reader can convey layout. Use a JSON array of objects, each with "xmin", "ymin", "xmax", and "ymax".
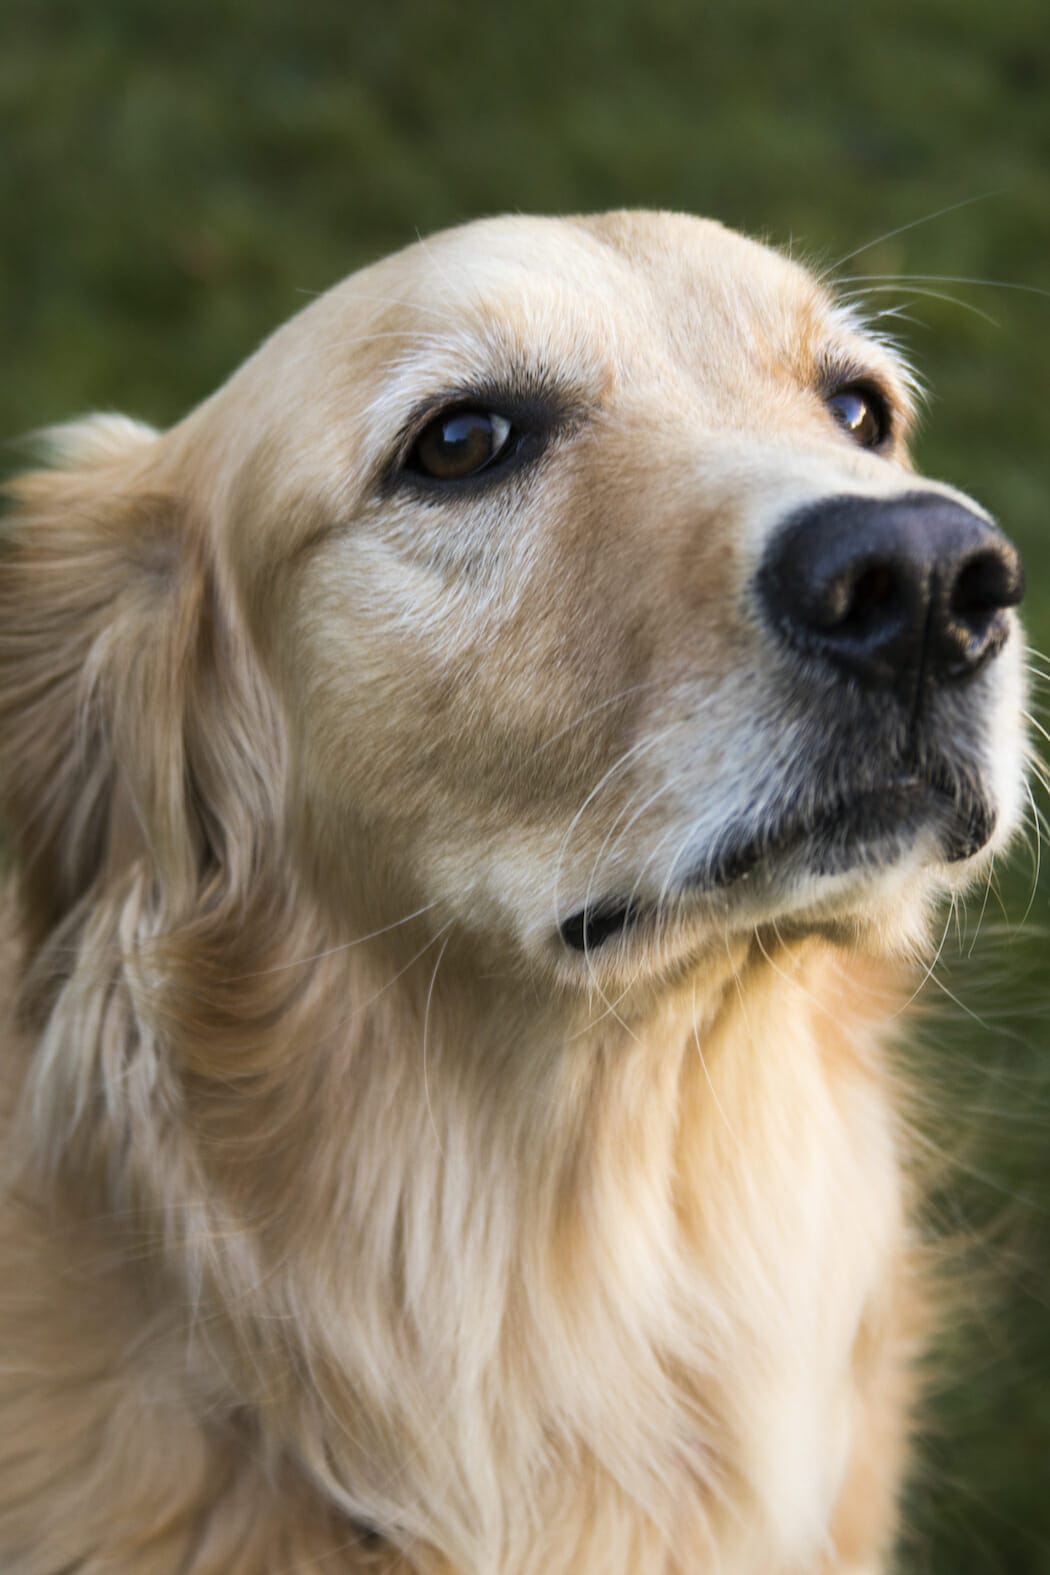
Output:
[
  {"xmin": 0, "ymin": 210, "xmax": 1029, "ymax": 1571},
  {"xmin": 0, "ymin": 212, "xmax": 1026, "ymax": 998}
]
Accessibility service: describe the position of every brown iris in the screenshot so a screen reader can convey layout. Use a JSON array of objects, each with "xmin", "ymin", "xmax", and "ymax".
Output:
[
  {"xmin": 826, "ymin": 385, "xmax": 889, "ymax": 449},
  {"xmin": 409, "ymin": 409, "xmax": 513, "ymax": 480}
]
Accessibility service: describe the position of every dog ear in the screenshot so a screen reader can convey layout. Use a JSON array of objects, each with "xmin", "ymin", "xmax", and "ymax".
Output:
[{"xmin": 0, "ymin": 414, "xmax": 285, "ymax": 959}]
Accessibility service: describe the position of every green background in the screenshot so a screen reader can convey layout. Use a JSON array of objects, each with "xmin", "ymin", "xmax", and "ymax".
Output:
[{"xmin": 3, "ymin": 1, "xmax": 1049, "ymax": 1567}]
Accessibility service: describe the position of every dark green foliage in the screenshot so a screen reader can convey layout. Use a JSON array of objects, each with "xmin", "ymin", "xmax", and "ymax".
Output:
[{"xmin": 2, "ymin": 2, "xmax": 1049, "ymax": 1567}]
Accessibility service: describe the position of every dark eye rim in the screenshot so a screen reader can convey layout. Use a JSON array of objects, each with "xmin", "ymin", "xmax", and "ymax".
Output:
[
  {"xmin": 404, "ymin": 405, "xmax": 519, "ymax": 484},
  {"xmin": 390, "ymin": 388, "xmax": 567, "ymax": 497},
  {"xmin": 823, "ymin": 378, "xmax": 894, "ymax": 450}
]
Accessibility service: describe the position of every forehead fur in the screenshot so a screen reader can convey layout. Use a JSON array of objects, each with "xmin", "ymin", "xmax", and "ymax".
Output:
[
  {"xmin": 336, "ymin": 209, "xmax": 843, "ymax": 398},
  {"xmin": 173, "ymin": 210, "xmax": 913, "ymax": 569}
]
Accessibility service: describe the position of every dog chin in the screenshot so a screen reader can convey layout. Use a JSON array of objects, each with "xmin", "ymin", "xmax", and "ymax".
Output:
[
  {"xmin": 556, "ymin": 807, "xmax": 998, "ymax": 969},
  {"xmin": 726, "ymin": 849, "xmax": 949, "ymax": 951}
]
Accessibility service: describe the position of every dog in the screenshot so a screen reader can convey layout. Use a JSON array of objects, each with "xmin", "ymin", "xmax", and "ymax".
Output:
[{"xmin": 0, "ymin": 211, "xmax": 1026, "ymax": 1573}]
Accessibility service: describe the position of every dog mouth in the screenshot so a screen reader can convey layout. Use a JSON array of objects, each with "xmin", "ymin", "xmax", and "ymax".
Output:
[
  {"xmin": 696, "ymin": 769, "xmax": 994, "ymax": 889},
  {"xmin": 558, "ymin": 769, "xmax": 995, "ymax": 953}
]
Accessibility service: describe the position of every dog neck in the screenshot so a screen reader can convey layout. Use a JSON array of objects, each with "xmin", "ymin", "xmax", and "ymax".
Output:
[{"xmin": 3, "ymin": 886, "xmax": 910, "ymax": 1573}]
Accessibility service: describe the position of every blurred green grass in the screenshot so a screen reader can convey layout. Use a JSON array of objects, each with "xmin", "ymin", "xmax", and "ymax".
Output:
[{"xmin": 3, "ymin": 1, "xmax": 1049, "ymax": 1568}]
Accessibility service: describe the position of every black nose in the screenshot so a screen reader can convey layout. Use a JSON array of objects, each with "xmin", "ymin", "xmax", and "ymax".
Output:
[{"xmin": 757, "ymin": 492, "xmax": 1024, "ymax": 696}]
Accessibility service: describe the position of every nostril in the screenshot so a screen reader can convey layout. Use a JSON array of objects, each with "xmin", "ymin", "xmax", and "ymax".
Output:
[
  {"xmin": 951, "ymin": 550, "xmax": 1020, "ymax": 625},
  {"xmin": 937, "ymin": 542, "xmax": 1024, "ymax": 676},
  {"xmin": 808, "ymin": 563, "xmax": 899, "ymax": 633},
  {"xmin": 817, "ymin": 563, "xmax": 904, "ymax": 647},
  {"xmin": 845, "ymin": 564, "xmax": 896, "ymax": 625}
]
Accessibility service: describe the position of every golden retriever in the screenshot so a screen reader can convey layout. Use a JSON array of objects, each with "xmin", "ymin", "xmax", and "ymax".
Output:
[{"xmin": 0, "ymin": 211, "xmax": 1026, "ymax": 1574}]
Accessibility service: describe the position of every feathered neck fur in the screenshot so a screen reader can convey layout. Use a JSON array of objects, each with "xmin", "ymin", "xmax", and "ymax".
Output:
[{"xmin": 0, "ymin": 878, "xmax": 916, "ymax": 1575}]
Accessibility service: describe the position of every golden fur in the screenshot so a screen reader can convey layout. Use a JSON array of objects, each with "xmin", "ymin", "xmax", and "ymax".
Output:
[{"xmin": 0, "ymin": 212, "xmax": 1026, "ymax": 1572}]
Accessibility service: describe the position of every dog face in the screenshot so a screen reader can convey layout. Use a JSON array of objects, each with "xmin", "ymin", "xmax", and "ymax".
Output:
[
  {"xmin": 166, "ymin": 210, "xmax": 1018, "ymax": 986},
  {"xmin": 5, "ymin": 211, "xmax": 1026, "ymax": 993}
]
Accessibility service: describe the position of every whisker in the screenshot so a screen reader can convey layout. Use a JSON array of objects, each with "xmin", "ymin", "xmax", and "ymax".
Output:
[
  {"xmin": 837, "ymin": 272, "xmax": 1050, "ymax": 303},
  {"xmin": 757, "ymin": 922, "xmax": 849, "ymax": 1032},
  {"xmin": 1022, "ymin": 709, "xmax": 1050, "ymax": 752},
  {"xmin": 886, "ymin": 900, "xmax": 957, "ymax": 1022},
  {"xmin": 966, "ymin": 855, "xmax": 996, "ymax": 959},
  {"xmin": 581, "ymin": 768, "xmax": 682, "ymax": 927},
  {"xmin": 228, "ymin": 902, "xmax": 440, "ymax": 979},
  {"xmin": 525, "ymin": 680, "xmax": 664, "ymax": 760},
  {"xmin": 920, "ymin": 955, "xmax": 997, "ymax": 1032},
  {"xmin": 690, "ymin": 980, "xmax": 739, "ymax": 1144},
  {"xmin": 550, "ymin": 721, "xmax": 682, "ymax": 934},
  {"xmin": 569, "ymin": 773, "xmax": 689, "ymax": 1037},
  {"xmin": 1025, "ymin": 752, "xmax": 1050, "ymax": 802},
  {"xmin": 566, "ymin": 732, "xmax": 687, "ymax": 1028},
  {"xmin": 421, "ymin": 934, "xmax": 451, "ymax": 1158},
  {"xmin": 828, "ymin": 191, "xmax": 1007, "ymax": 270},
  {"xmin": 1020, "ymin": 781, "xmax": 1045, "ymax": 931},
  {"xmin": 836, "ymin": 284, "xmax": 1000, "ymax": 328},
  {"xmin": 272, "ymin": 918, "xmax": 456, "ymax": 1063}
]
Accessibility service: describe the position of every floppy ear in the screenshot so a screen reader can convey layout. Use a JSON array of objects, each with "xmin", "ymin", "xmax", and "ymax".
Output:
[{"xmin": 0, "ymin": 415, "xmax": 285, "ymax": 963}]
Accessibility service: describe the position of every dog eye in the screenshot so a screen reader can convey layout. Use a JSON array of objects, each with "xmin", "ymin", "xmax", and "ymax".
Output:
[
  {"xmin": 826, "ymin": 385, "xmax": 890, "ymax": 449},
  {"xmin": 407, "ymin": 409, "xmax": 514, "ymax": 481}
]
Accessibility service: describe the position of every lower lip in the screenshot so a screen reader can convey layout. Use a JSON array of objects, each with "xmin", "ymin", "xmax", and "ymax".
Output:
[
  {"xmin": 558, "ymin": 779, "xmax": 994, "ymax": 953},
  {"xmin": 698, "ymin": 778, "xmax": 993, "ymax": 892}
]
